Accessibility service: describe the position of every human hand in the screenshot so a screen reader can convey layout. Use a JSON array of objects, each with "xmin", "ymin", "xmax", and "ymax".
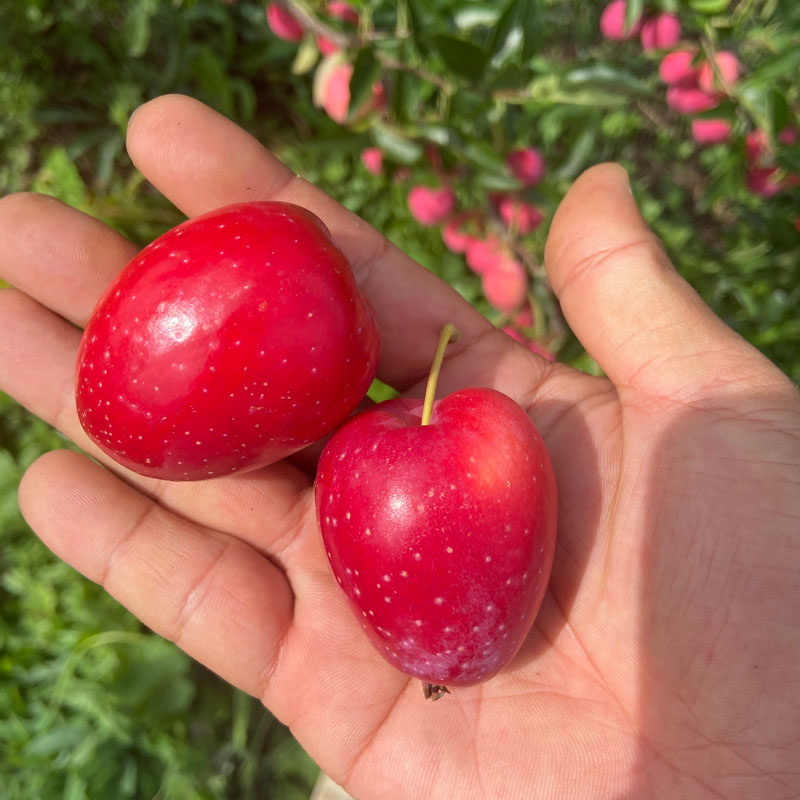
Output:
[{"xmin": 1, "ymin": 95, "xmax": 798, "ymax": 800}]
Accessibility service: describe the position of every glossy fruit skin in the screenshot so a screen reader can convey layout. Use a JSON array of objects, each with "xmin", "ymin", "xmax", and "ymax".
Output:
[
  {"xmin": 315, "ymin": 388, "xmax": 557, "ymax": 686},
  {"xmin": 76, "ymin": 201, "xmax": 379, "ymax": 481}
]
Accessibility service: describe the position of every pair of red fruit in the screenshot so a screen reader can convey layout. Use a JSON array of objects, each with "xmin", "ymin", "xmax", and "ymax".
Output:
[{"xmin": 76, "ymin": 201, "xmax": 557, "ymax": 699}]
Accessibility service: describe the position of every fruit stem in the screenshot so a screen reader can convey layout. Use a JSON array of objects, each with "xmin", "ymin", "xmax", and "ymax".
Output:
[
  {"xmin": 421, "ymin": 324, "xmax": 459, "ymax": 427},
  {"xmin": 423, "ymin": 682, "xmax": 450, "ymax": 701}
]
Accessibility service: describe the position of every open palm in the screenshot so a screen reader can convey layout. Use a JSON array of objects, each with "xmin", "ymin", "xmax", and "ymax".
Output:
[{"xmin": 1, "ymin": 96, "xmax": 798, "ymax": 800}]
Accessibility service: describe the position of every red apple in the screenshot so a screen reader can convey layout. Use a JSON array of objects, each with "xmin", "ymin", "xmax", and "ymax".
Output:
[
  {"xmin": 506, "ymin": 148, "xmax": 546, "ymax": 187},
  {"xmin": 599, "ymin": 0, "xmax": 642, "ymax": 41},
  {"xmin": 360, "ymin": 147, "xmax": 384, "ymax": 176},
  {"xmin": 698, "ymin": 51, "xmax": 740, "ymax": 93},
  {"xmin": 266, "ymin": 4, "xmax": 304, "ymax": 42},
  {"xmin": 482, "ymin": 253, "xmax": 528, "ymax": 313},
  {"xmin": 666, "ymin": 86, "xmax": 720, "ymax": 114},
  {"xmin": 640, "ymin": 13, "xmax": 681, "ymax": 51},
  {"xmin": 497, "ymin": 196, "xmax": 544, "ymax": 235},
  {"xmin": 326, "ymin": 0, "xmax": 359, "ymax": 25},
  {"xmin": 407, "ymin": 185, "xmax": 455, "ymax": 226},
  {"xmin": 464, "ymin": 235, "xmax": 505, "ymax": 275},
  {"xmin": 76, "ymin": 201, "xmax": 380, "ymax": 481},
  {"xmin": 315, "ymin": 326, "xmax": 557, "ymax": 695},
  {"xmin": 691, "ymin": 118, "xmax": 732, "ymax": 145},
  {"xmin": 659, "ymin": 49, "xmax": 698, "ymax": 86},
  {"xmin": 441, "ymin": 211, "xmax": 482, "ymax": 254}
]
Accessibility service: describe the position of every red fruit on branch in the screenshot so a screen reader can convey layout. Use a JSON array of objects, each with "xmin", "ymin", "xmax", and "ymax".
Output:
[
  {"xmin": 746, "ymin": 167, "xmax": 784, "ymax": 198},
  {"xmin": 497, "ymin": 197, "xmax": 544, "ymax": 235},
  {"xmin": 507, "ymin": 148, "xmax": 546, "ymax": 187},
  {"xmin": 408, "ymin": 185, "xmax": 456, "ymax": 226},
  {"xmin": 266, "ymin": 4, "xmax": 304, "ymax": 42},
  {"xmin": 316, "ymin": 35, "xmax": 340, "ymax": 56},
  {"xmin": 441, "ymin": 211, "xmax": 483, "ymax": 254},
  {"xmin": 666, "ymin": 86, "xmax": 720, "ymax": 114},
  {"xmin": 76, "ymin": 201, "xmax": 380, "ymax": 481},
  {"xmin": 326, "ymin": 0, "xmax": 359, "ymax": 25},
  {"xmin": 360, "ymin": 147, "xmax": 384, "ymax": 176},
  {"xmin": 464, "ymin": 235, "xmax": 505, "ymax": 275},
  {"xmin": 659, "ymin": 50, "xmax": 698, "ymax": 86},
  {"xmin": 315, "ymin": 325, "xmax": 558, "ymax": 695},
  {"xmin": 640, "ymin": 13, "xmax": 681, "ymax": 51},
  {"xmin": 600, "ymin": 0, "xmax": 642, "ymax": 41},
  {"xmin": 691, "ymin": 118, "xmax": 732, "ymax": 145},
  {"xmin": 698, "ymin": 51, "xmax": 740, "ymax": 93},
  {"xmin": 314, "ymin": 57, "xmax": 384, "ymax": 124},
  {"xmin": 482, "ymin": 254, "xmax": 528, "ymax": 313}
]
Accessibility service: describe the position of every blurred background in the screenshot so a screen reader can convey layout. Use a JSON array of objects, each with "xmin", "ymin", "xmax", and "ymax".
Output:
[{"xmin": 1, "ymin": 0, "xmax": 798, "ymax": 797}]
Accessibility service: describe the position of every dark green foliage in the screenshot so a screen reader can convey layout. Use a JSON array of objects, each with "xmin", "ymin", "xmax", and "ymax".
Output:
[{"xmin": 0, "ymin": 392, "xmax": 318, "ymax": 797}]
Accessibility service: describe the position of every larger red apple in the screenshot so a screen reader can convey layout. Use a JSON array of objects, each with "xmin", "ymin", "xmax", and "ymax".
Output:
[
  {"xmin": 76, "ymin": 201, "xmax": 379, "ymax": 481},
  {"xmin": 315, "ymin": 329, "xmax": 557, "ymax": 693}
]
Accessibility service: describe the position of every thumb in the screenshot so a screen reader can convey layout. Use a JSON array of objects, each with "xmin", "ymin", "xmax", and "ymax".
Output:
[{"xmin": 545, "ymin": 163, "xmax": 765, "ymax": 400}]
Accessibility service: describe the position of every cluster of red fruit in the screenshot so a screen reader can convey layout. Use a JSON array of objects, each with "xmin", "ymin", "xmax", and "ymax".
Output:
[
  {"xmin": 402, "ymin": 149, "xmax": 553, "ymax": 359},
  {"xmin": 267, "ymin": 1, "xmax": 385, "ymax": 123},
  {"xmin": 406, "ymin": 149, "xmax": 546, "ymax": 320},
  {"xmin": 601, "ymin": 1, "xmax": 799, "ymax": 202},
  {"xmin": 75, "ymin": 202, "xmax": 558, "ymax": 698},
  {"xmin": 266, "ymin": 1, "xmax": 553, "ymax": 355}
]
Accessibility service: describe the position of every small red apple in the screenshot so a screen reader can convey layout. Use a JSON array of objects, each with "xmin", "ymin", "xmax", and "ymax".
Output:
[
  {"xmin": 599, "ymin": 0, "xmax": 642, "ymax": 41},
  {"xmin": 314, "ymin": 57, "xmax": 384, "ymax": 124},
  {"xmin": 506, "ymin": 148, "xmax": 546, "ymax": 187},
  {"xmin": 315, "ymin": 326, "xmax": 557, "ymax": 697},
  {"xmin": 666, "ymin": 86, "xmax": 720, "ymax": 114},
  {"xmin": 698, "ymin": 51, "xmax": 740, "ymax": 93},
  {"xmin": 659, "ymin": 50, "xmax": 698, "ymax": 86},
  {"xmin": 360, "ymin": 147, "xmax": 384, "ymax": 176},
  {"xmin": 441, "ymin": 212, "xmax": 482, "ymax": 254},
  {"xmin": 691, "ymin": 118, "xmax": 732, "ymax": 145},
  {"xmin": 266, "ymin": 4, "xmax": 304, "ymax": 42},
  {"xmin": 640, "ymin": 13, "xmax": 681, "ymax": 51},
  {"xmin": 497, "ymin": 196, "xmax": 544, "ymax": 235},
  {"xmin": 76, "ymin": 201, "xmax": 379, "ymax": 481},
  {"xmin": 482, "ymin": 253, "xmax": 528, "ymax": 313},
  {"xmin": 326, "ymin": 0, "xmax": 359, "ymax": 25},
  {"xmin": 407, "ymin": 186, "xmax": 455, "ymax": 226},
  {"xmin": 464, "ymin": 235, "xmax": 505, "ymax": 275}
]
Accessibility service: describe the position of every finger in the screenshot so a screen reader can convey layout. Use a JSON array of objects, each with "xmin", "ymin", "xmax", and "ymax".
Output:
[
  {"xmin": 0, "ymin": 192, "xmax": 138, "ymax": 326},
  {"xmin": 126, "ymin": 94, "xmax": 505, "ymax": 392},
  {"xmin": 544, "ymin": 163, "xmax": 771, "ymax": 400},
  {"xmin": 0, "ymin": 287, "xmax": 311, "ymax": 561},
  {"xmin": 18, "ymin": 449, "xmax": 295, "ymax": 697}
]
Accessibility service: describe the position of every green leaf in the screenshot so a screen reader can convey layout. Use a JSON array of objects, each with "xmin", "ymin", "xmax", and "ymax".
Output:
[
  {"xmin": 554, "ymin": 127, "xmax": 597, "ymax": 180},
  {"xmin": 31, "ymin": 147, "xmax": 88, "ymax": 211},
  {"xmin": 348, "ymin": 49, "xmax": 381, "ymax": 118},
  {"xmin": 490, "ymin": 0, "xmax": 524, "ymax": 57},
  {"xmin": 372, "ymin": 125, "xmax": 423, "ymax": 163},
  {"xmin": 453, "ymin": 6, "xmax": 500, "ymax": 30},
  {"xmin": 689, "ymin": 0, "xmax": 731, "ymax": 12},
  {"xmin": 124, "ymin": 0, "xmax": 159, "ymax": 58},
  {"xmin": 431, "ymin": 34, "xmax": 488, "ymax": 82},
  {"xmin": 291, "ymin": 35, "xmax": 319, "ymax": 76},
  {"xmin": 626, "ymin": 0, "xmax": 645, "ymax": 30},
  {"xmin": 767, "ymin": 89, "xmax": 792, "ymax": 138},
  {"xmin": 527, "ymin": 74, "xmax": 631, "ymax": 107},
  {"xmin": 463, "ymin": 140, "xmax": 508, "ymax": 174},
  {"xmin": 405, "ymin": 0, "xmax": 431, "ymax": 56},
  {"xmin": 563, "ymin": 64, "xmax": 649, "ymax": 96},
  {"xmin": 94, "ymin": 136, "xmax": 122, "ymax": 192},
  {"xmin": 23, "ymin": 723, "xmax": 90, "ymax": 757},
  {"xmin": 418, "ymin": 123, "xmax": 459, "ymax": 147},
  {"xmin": 520, "ymin": 0, "xmax": 541, "ymax": 61}
]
